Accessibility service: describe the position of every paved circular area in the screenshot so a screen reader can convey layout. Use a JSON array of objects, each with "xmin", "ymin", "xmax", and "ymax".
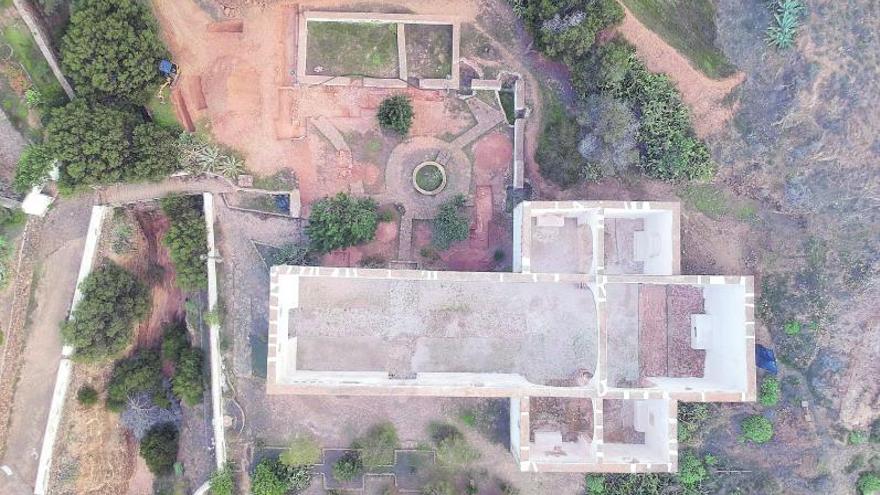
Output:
[{"xmin": 383, "ymin": 137, "xmax": 471, "ymax": 218}]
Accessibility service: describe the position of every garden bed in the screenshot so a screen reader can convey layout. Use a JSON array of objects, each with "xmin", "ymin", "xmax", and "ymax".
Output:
[
  {"xmin": 405, "ymin": 24, "xmax": 453, "ymax": 79},
  {"xmin": 306, "ymin": 21, "xmax": 399, "ymax": 78}
]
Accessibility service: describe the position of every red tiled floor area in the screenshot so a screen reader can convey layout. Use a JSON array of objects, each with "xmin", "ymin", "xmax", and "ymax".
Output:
[{"xmin": 638, "ymin": 285, "xmax": 668, "ymax": 377}]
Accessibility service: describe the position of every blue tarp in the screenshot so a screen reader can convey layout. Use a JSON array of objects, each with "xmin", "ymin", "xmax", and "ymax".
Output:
[
  {"xmin": 159, "ymin": 60, "xmax": 174, "ymax": 76},
  {"xmin": 756, "ymin": 344, "xmax": 778, "ymax": 374}
]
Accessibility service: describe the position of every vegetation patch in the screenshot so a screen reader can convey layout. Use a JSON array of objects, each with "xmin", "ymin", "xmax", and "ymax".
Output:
[
  {"xmin": 432, "ymin": 194, "xmax": 470, "ymax": 250},
  {"xmin": 405, "ymin": 24, "xmax": 453, "ymax": 79},
  {"xmin": 414, "ymin": 162, "xmax": 445, "ymax": 193},
  {"xmin": 499, "ymin": 89, "xmax": 516, "ymax": 125},
  {"xmin": 741, "ymin": 414, "xmax": 774, "ymax": 444},
  {"xmin": 759, "ymin": 376, "xmax": 781, "ymax": 407},
  {"xmin": 620, "ymin": 0, "xmax": 736, "ymax": 78},
  {"xmin": 307, "ymin": 193, "xmax": 378, "ymax": 253},
  {"xmin": 107, "ymin": 350, "xmax": 167, "ymax": 411},
  {"xmin": 280, "ymin": 435, "xmax": 321, "ymax": 467},
  {"xmin": 307, "ymin": 21, "xmax": 398, "ymax": 78},
  {"xmin": 139, "ymin": 422, "xmax": 179, "ymax": 475},
  {"xmin": 332, "ymin": 450, "xmax": 364, "ymax": 482},
  {"xmin": 161, "ymin": 195, "xmax": 208, "ymax": 291},
  {"xmin": 677, "ymin": 402, "xmax": 710, "ymax": 444},
  {"xmin": 251, "ymin": 457, "xmax": 311, "ymax": 495},
  {"xmin": 62, "ymin": 263, "xmax": 150, "ymax": 361},
  {"xmin": 352, "ymin": 422, "xmax": 399, "ymax": 470},
  {"xmin": 377, "ymin": 94, "xmax": 414, "ymax": 135},
  {"xmin": 536, "ymin": 92, "xmax": 599, "ymax": 187},
  {"xmin": 766, "ymin": 0, "xmax": 805, "ymax": 50},
  {"xmin": 209, "ymin": 463, "xmax": 236, "ymax": 495}
]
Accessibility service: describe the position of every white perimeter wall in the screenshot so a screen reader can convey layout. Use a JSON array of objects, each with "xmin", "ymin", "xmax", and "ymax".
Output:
[{"xmin": 703, "ymin": 284, "xmax": 748, "ymax": 391}]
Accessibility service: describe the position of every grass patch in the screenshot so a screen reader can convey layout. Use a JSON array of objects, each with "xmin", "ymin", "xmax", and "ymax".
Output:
[
  {"xmin": 619, "ymin": 0, "xmax": 736, "ymax": 79},
  {"xmin": 499, "ymin": 90, "xmax": 515, "ymax": 125},
  {"xmin": 306, "ymin": 21, "xmax": 398, "ymax": 78},
  {"xmin": 404, "ymin": 24, "xmax": 452, "ymax": 79},
  {"xmin": 146, "ymin": 94, "xmax": 181, "ymax": 130},
  {"xmin": 2, "ymin": 23, "xmax": 64, "ymax": 97},
  {"xmin": 680, "ymin": 184, "xmax": 729, "ymax": 219}
]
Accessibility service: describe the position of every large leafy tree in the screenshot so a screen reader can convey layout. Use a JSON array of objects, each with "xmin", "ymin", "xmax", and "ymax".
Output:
[
  {"xmin": 517, "ymin": 0, "xmax": 623, "ymax": 64},
  {"xmin": 171, "ymin": 348, "xmax": 204, "ymax": 406},
  {"xmin": 431, "ymin": 194, "xmax": 470, "ymax": 250},
  {"xmin": 62, "ymin": 263, "xmax": 150, "ymax": 362},
  {"xmin": 306, "ymin": 193, "xmax": 378, "ymax": 253},
  {"xmin": 130, "ymin": 123, "xmax": 179, "ymax": 181},
  {"xmin": 61, "ymin": 0, "xmax": 168, "ymax": 103},
  {"xmin": 45, "ymin": 100, "xmax": 132, "ymax": 186},
  {"xmin": 106, "ymin": 350, "xmax": 167, "ymax": 411},
  {"xmin": 139, "ymin": 422, "xmax": 179, "ymax": 475}
]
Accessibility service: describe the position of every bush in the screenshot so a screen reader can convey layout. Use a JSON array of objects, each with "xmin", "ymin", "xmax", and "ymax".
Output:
[
  {"xmin": 514, "ymin": 0, "xmax": 623, "ymax": 64},
  {"xmin": 576, "ymin": 94, "xmax": 639, "ymax": 177},
  {"xmin": 106, "ymin": 350, "xmax": 166, "ymax": 411},
  {"xmin": 280, "ymin": 435, "xmax": 321, "ymax": 467},
  {"xmin": 766, "ymin": 0, "xmax": 805, "ymax": 50},
  {"xmin": 783, "ymin": 320, "xmax": 801, "ymax": 335},
  {"xmin": 252, "ymin": 458, "xmax": 312, "ymax": 495},
  {"xmin": 76, "ymin": 385, "xmax": 99, "ymax": 407},
  {"xmin": 677, "ymin": 452, "xmax": 708, "ymax": 488},
  {"xmin": 537, "ymin": 97, "xmax": 599, "ymax": 187},
  {"xmin": 849, "ymin": 431, "xmax": 869, "ymax": 446},
  {"xmin": 139, "ymin": 422, "xmax": 179, "ymax": 475},
  {"xmin": 352, "ymin": 422, "xmax": 399, "ymax": 469},
  {"xmin": 14, "ymin": 144, "xmax": 54, "ymax": 193},
  {"xmin": 61, "ymin": 0, "xmax": 167, "ymax": 102},
  {"xmin": 306, "ymin": 193, "xmax": 378, "ymax": 253},
  {"xmin": 161, "ymin": 322, "xmax": 190, "ymax": 363},
  {"xmin": 176, "ymin": 133, "xmax": 245, "ymax": 178},
  {"xmin": 741, "ymin": 415, "xmax": 773, "ymax": 444},
  {"xmin": 859, "ymin": 473, "xmax": 880, "ymax": 495},
  {"xmin": 332, "ymin": 451, "xmax": 363, "ymax": 481},
  {"xmin": 129, "ymin": 123, "xmax": 179, "ymax": 181},
  {"xmin": 209, "ymin": 464, "xmax": 235, "ymax": 495},
  {"xmin": 171, "ymin": 348, "xmax": 204, "ymax": 406},
  {"xmin": 429, "ymin": 423, "xmax": 480, "ymax": 467},
  {"xmin": 46, "ymin": 100, "xmax": 132, "ymax": 186},
  {"xmin": 759, "ymin": 376, "xmax": 781, "ymax": 407},
  {"xmin": 270, "ymin": 243, "xmax": 315, "ymax": 266},
  {"xmin": 62, "ymin": 263, "xmax": 150, "ymax": 361},
  {"xmin": 677, "ymin": 402, "xmax": 710, "ymax": 444},
  {"xmin": 377, "ymin": 95, "xmax": 414, "ymax": 135},
  {"xmin": 431, "ymin": 194, "xmax": 470, "ymax": 250},
  {"xmin": 161, "ymin": 195, "xmax": 208, "ymax": 291},
  {"xmin": 585, "ymin": 474, "xmax": 605, "ymax": 494}
]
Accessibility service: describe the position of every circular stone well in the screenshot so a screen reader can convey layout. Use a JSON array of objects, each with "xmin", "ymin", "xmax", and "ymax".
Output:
[{"xmin": 412, "ymin": 161, "xmax": 447, "ymax": 195}]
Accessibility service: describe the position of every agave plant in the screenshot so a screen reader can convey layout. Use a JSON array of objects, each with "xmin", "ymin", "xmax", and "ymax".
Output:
[
  {"xmin": 766, "ymin": 0, "xmax": 805, "ymax": 49},
  {"xmin": 176, "ymin": 133, "xmax": 246, "ymax": 178}
]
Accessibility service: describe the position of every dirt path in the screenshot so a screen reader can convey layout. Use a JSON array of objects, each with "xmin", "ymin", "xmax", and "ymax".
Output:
[
  {"xmin": 0, "ymin": 198, "xmax": 94, "ymax": 495},
  {"xmin": 0, "ymin": 106, "xmax": 26, "ymax": 193},
  {"xmin": 615, "ymin": 5, "xmax": 745, "ymax": 137}
]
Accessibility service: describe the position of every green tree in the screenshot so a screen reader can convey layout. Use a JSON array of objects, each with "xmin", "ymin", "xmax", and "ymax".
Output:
[
  {"xmin": 516, "ymin": 0, "xmax": 623, "ymax": 64},
  {"xmin": 251, "ymin": 458, "xmax": 312, "ymax": 495},
  {"xmin": 161, "ymin": 195, "xmax": 208, "ymax": 291},
  {"xmin": 46, "ymin": 100, "xmax": 132, "ymax": 186},
  {"xmin": 536, "ymin": 97, "xmax": 599, "ymax": 187},
  {"xmin": 741, "ymin": 415, "xmax": 773, "ymax": 444},
  {"xmin": 280, "ymin": 435, "xmax": 321, "ymax": 467},
  {"xmin": 14, "ymin": 144, "xmax": 55, "ymax": 193},
  {"xmin": 129, "ymin": 123, "xmax": 179, "ymax": 181},
  {"xmin": 352, "ymin": 422, "xmax": 398, "ymax": 469},
  {"xmin": 209, "ymin": 464, "xmax": 235, "ymax": 495},
  {"xmin": 106, "ymin": 350, "xmax": 166, "ymax": 411},
  {"xmin": 171, "ymin": 348, "xmax": 204, "ymax": 406},
  {"xmin": 377, "ymin": 95, "xmax": 414, "ymax": 135},
  {"xmin": 139, "ymin": 422, "xmax": 179, "ymax": 475},
  {"xmin": 161, "ymin": 321, "xmax": 190, "ymax": 363},
  {"xmin": 62, "ymin": 263, "xmax": 150, "ymax": 362},
  {"xmin": 432, "ymin": 194, "xmax": 470, "ymax": 250},
  {"xmin": 576, "ymin": 94, "xmax": 639, "ymax": 177},
  {"xmin": 306, "ymin": 193, "xmax": 378, "ymax": 253},
  {"xmin": 61, "ymin": 0, "xmax": 168, "ymax": 102}
]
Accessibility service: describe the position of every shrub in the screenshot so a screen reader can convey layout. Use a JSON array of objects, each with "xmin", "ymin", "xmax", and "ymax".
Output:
[
  {"xmin": 537, "ymin": 97, "xmax": 600, "ymax": 187},
  {"xmin": 209, "ymin": 464, "xmax": 235, "ymax": 495},
  {"xmin": 759, "ymin": 376, "xmax": 781, "ymax": 407},
  {"xmin": 572, "ymin": 38, "xmax": 636, "ymax": 96},
  {"xmin": 677, "ymin": 403, "xmax": 710, "ymax": 444},
  {"xmin": 139, "ymin": 422, "xmax": 179, "ymax": 474},
  {"xmin": 270, "ymin": 243, "xmax": 315, "ymax": 266},
  {"xmin": 161, "ymin": 195, "xmax": 208, "ymax": 291},
  {"xmin": 352, "ymin": 422, "xmax": 399, "ymax": 469},
  {"xmin": 171, "ymin": 348, "xmax": 204, "ymax": 406},
  {"xmin": 280, "ymin": 435, "xmax": 321, "ymax": 467},
  {"xmin": 161, "ymin": 322, "xmax": 190, "ymax": 363},
  {"xmin": 741, "ymin": 415, "xmax": 773, "ymax": 444},
  {"xmin": 61, "ymin": 0, "xmax": 168, "ymax": 102},
  {"xmin": 62, "ymin": 263, "xmax": 150, "ymax": 361},
  {"xmin": 514, "ymin": 0, "xmax": 623, "ymax": 64},
  {"xmin": 576, "ymin": 94, "xmax": 639, "ymax": 176},
  {"xmin": 859, "ymin": 473, "xmax": 880, "ymax": 495},
  {"xmin": 306, "ymin": 193, "xmax": 378, "ymax": 253},
  {"xmin": 849, "ymin": 431, "xmax": 869, "ymax": 446},
  {"xmin": 76, "ymin": 385, "xmax": 99, "ymax": 407},
  {"xmin": 129, "ymin": 123, "xmax": 179, "ymax": 181},
  {"xmin": 585, "ymin": 474, "xmax": 605, "ymax": 494},
  {"xmin": 432, "ymin": 194, "xmax": 470, "ymax": 250},
  {"xmin": 252, "ymin": 458, "xmax": 312, "ymax": 495},
  {"xmin": 176, "ymin": 133, "xmax": 245, "ymax": 178},
  {"xmin": 106, "ymin": 351, "xmax": 166, "ymax": 411},
  {"xmin": 429, "ymin": 423, "xmax": 479, "ymax": 467},
  {"xmin": 332, "ymin": 451, "xmax": 363, "ymax": 481},
  {"xmin": 677, "ymin": 452, "xmax": 708, "ymax": 488},
  {"xmin": 14, "ymin": 144, "xmax": 55, "ymax": 193},
  {"xmin": 377, "ymin": 95, "xmax": 414, "ymax": 135},
  {"xmin": 45, "ymin": 100, "xmax": 133, "ymax": 186},
  {"xmin": 783, "ymin": 320, "xmax": 801, "ymax": 335}
]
